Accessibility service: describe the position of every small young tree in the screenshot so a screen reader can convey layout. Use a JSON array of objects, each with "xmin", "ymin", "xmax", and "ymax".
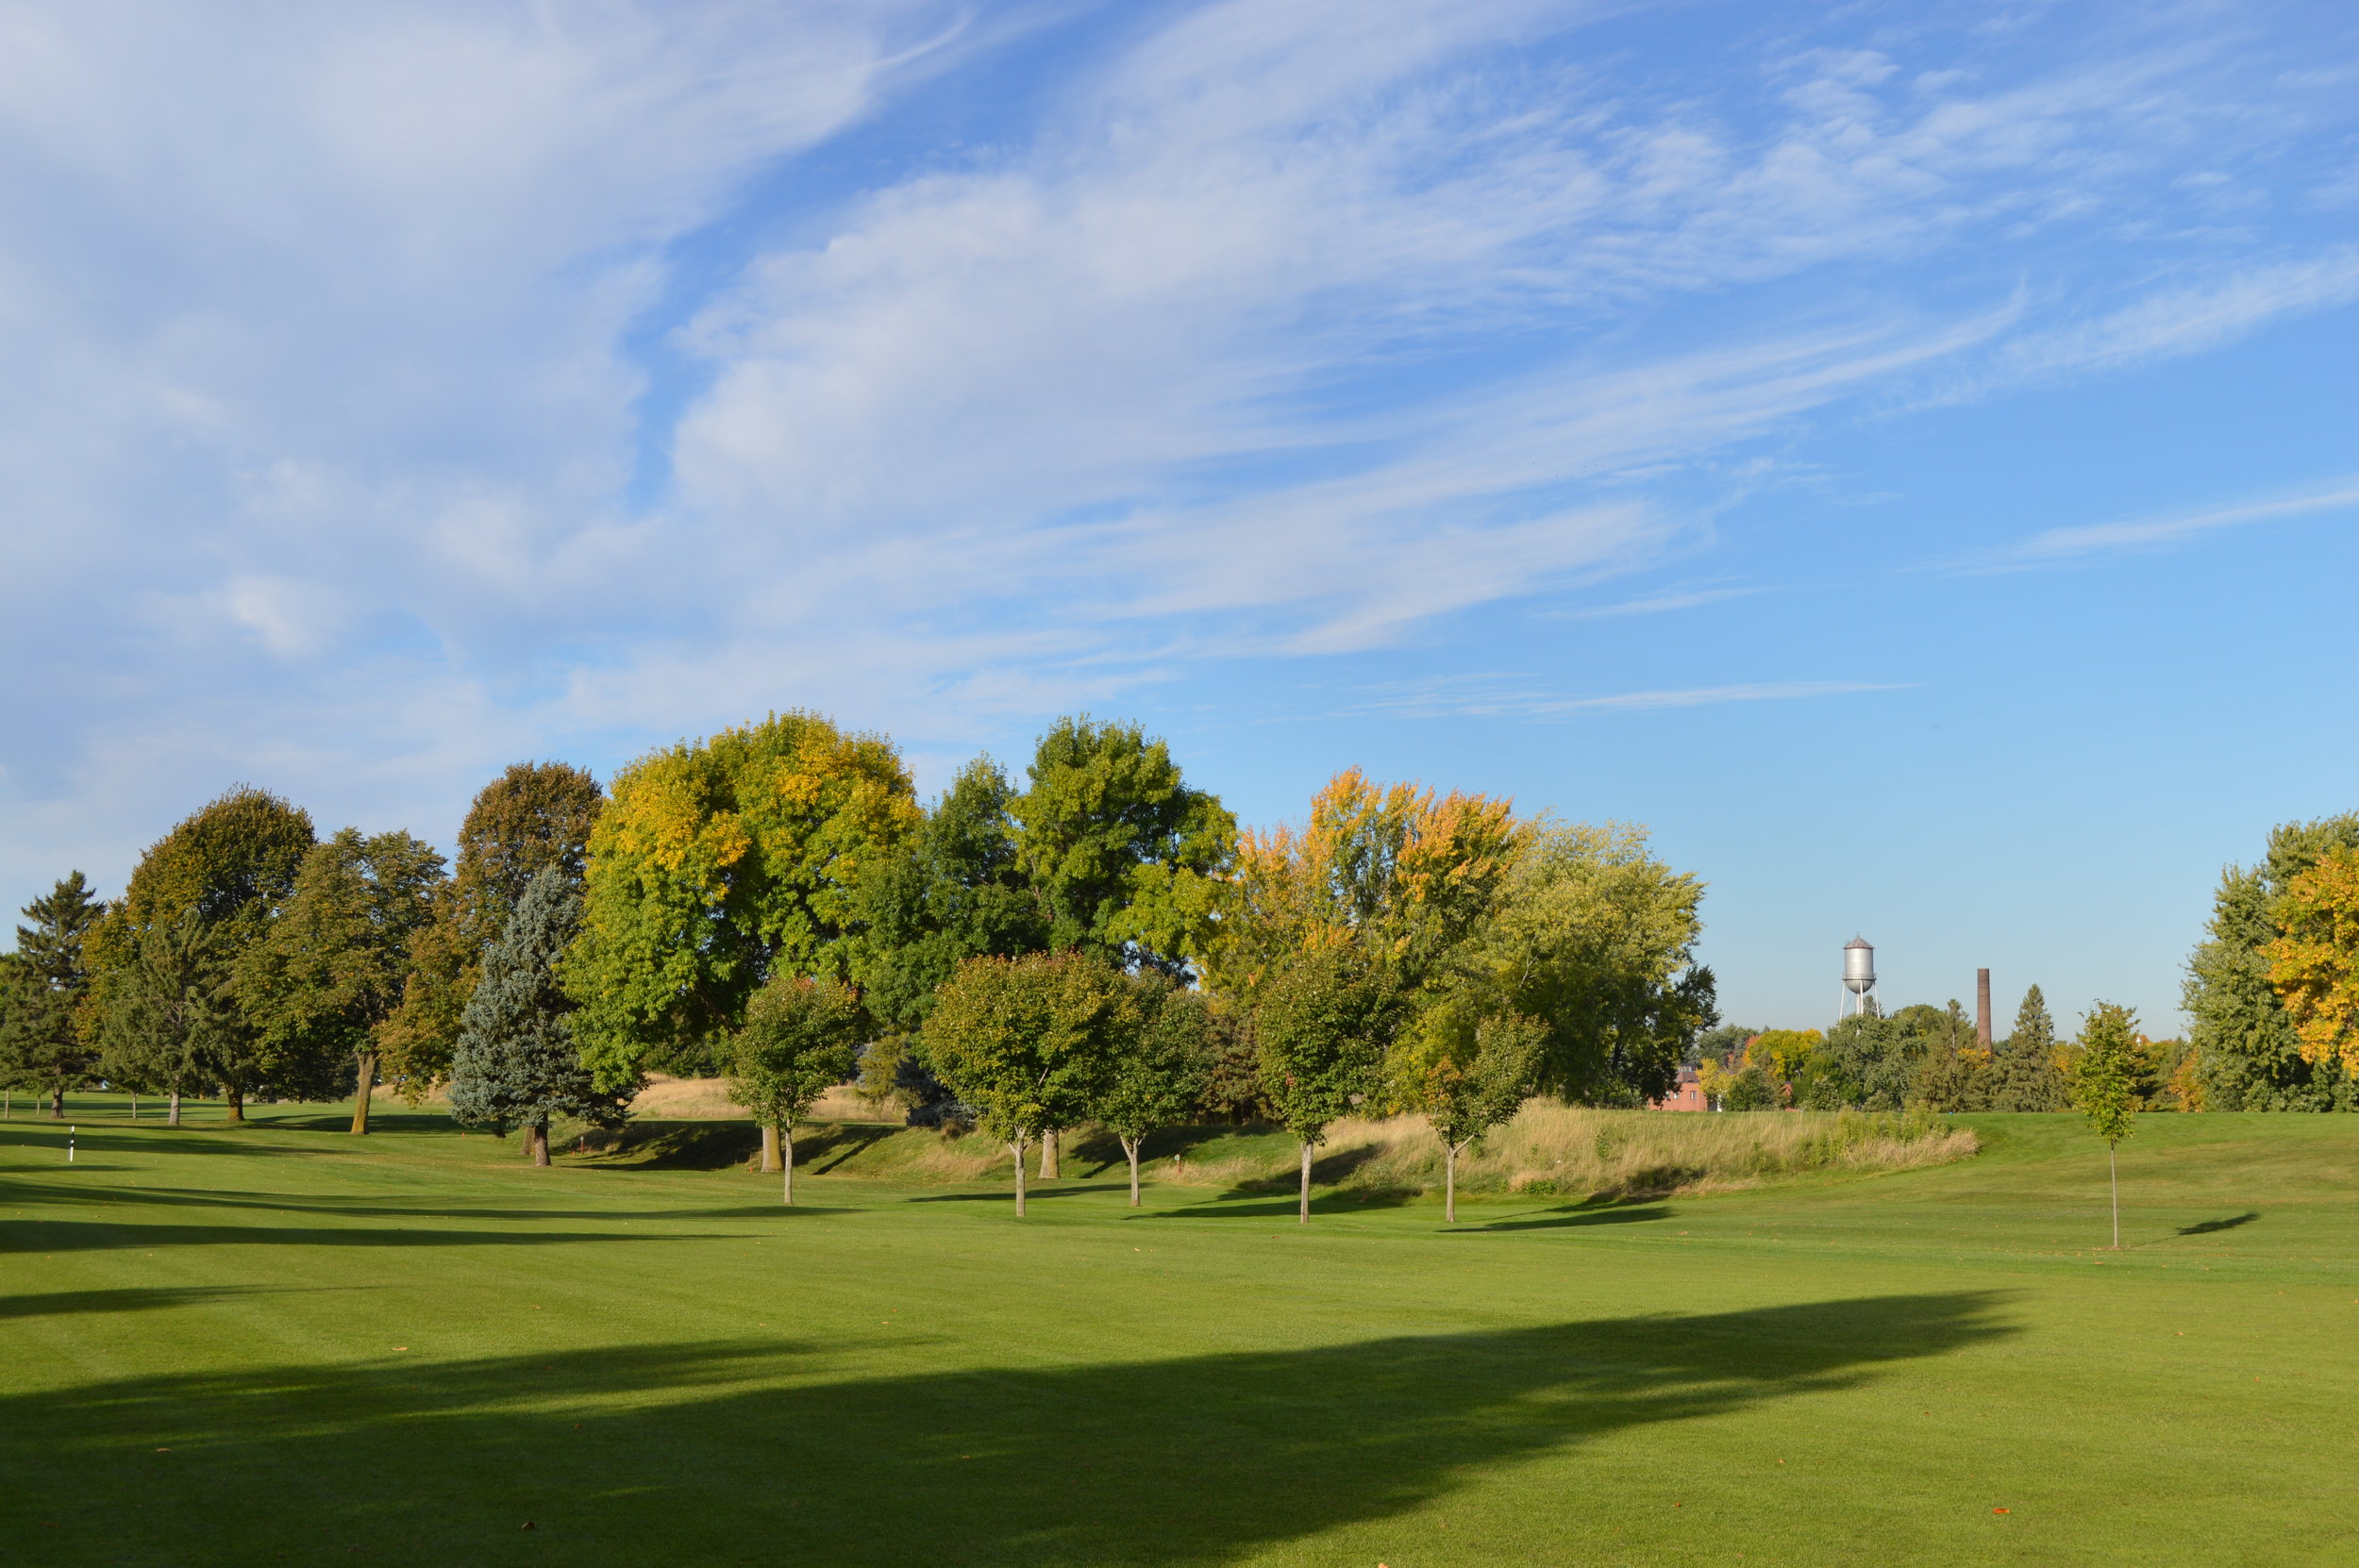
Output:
[
  {"xmin": 1093, "ymin": 976, "xmax": 1212, "ymax": 1207},
  {"xmin": 730, "ymin": 975, "xmax": 867, "ymax": 1205},
  {"xmin": 1393, "ymin": 1002, "xmax": 1543, "ymax": 1223},
  {"xmin": 923, "ymin": 951, "xmax": 1129, "ymax": 1217},
  {"xmin": 1255, "ymin": 944, "xmax": 1403, "ymax": 1224},
  {"xmin": 450, "ymin": 869, "xmax": 629, "ymax": 1164},
  {"xmin": 2072, "ymin": 1001, "xmax": 2145, "ymax": 1249}
]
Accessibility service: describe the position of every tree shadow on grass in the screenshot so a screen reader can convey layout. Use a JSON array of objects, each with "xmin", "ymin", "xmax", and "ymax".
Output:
[
  {"xmin": 1452, "ymin": 1203, "xmax": 1674, "ymax": 1233},
  {"xmin": 797, "ymin": 1122, "xmax": 903, "ymax": 1174},
  {"xmin": 0, "ymin": 1180, "xmax": 812, "ymax": 1227},
  {"xmin": 2175, "ymin": 1211, "xmax": 2260, "ymax": 1237},
  {"xmin": 0, "ymin": 1286, "xmax": 303, "ymax": 1320},
  {"xmin": 578, "ymin": 1120, "xmax": 762, "ymax": 1171},
  {"xmin": 0, "ymin": 1217, "xmax": 722, "ymax": 1255},
  {"xmin": 0, "ymin": 1292, "xmax": 2015, "ymax": 1568}
]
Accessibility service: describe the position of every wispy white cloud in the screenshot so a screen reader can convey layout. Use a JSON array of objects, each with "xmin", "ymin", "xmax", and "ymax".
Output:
[
  {"xmin": 1969, "ymin": 475, "xmax": 2359, "ymax": 570},
  {"xmin": 1355, "ymin": 676, "xmax": 1913, "ymax": 721}
]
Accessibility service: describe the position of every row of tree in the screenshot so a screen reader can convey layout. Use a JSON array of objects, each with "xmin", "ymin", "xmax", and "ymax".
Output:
[
  {"xmin": 0, "ymin": 714, "xmax": 1716, "ymax": 1217},
  {"xmin": 1691, "ymin": 987, "xmax": 2157, "ymax": 1114}
]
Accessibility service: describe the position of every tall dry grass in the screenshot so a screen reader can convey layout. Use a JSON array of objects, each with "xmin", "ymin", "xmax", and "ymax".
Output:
[{"xmin": 1235, "ymin": 1101, "xmax": 1978, "ymax": 1201}]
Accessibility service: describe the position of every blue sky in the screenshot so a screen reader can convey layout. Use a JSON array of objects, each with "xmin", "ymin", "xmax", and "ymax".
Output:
[{"xmin": 3, "ymin": 0, "xmax": 2355, "ymax": 1034}]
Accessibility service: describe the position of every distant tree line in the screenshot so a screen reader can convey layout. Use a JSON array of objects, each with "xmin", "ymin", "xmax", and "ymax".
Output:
[
  {"xmin": 0, "ymin": 713, "xmax": 1716, "ymax": 1218},
  {"xmin": 1691, "ymin": 986, "xmax": 2196, "ymax": 1117}
]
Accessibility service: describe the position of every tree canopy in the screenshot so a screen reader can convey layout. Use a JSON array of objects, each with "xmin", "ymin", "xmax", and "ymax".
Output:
[
  {"xmin": 566, "ymin": 712, "xmax": 919, "ymax": 1087},
  {"xmin": 730, "ymin": 973, "xmax": 869, "ymax": 1204},
  {"xmin": 1011, "ymin": 716, "xmax": 1234, "ymax": 975}
]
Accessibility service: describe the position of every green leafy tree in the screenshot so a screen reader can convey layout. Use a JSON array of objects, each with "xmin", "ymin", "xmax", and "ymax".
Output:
[
  {"xmin": 1453, "ymin": 823, "xmax": 1715, "ymax": 1107},
  {"xmin": 566, "ymin": 712, "xmax": 919, "ymax": 1088},
  {"xmin": 1093, "ymin": 976, "xmax": 1213, "ymax": 1206},
  {"xmin": 1910, "ymin": 1000, "xmax": 1993, "ymax": 1111},
  {"xmin": 236, "ymin": 829, "xmax": 446, "ymax": 1132},
  {"xmin": 730, "ymin": 974, "xmax": 868, "ymax": 1204},
  {"xmin": 85, "ymin": 787, "xmax": 315, "ymax": 1120},
  {"xmin": 1390, "ymin": 1000, "xmax": 1544, "ymax": 1222},
  {"xmin": 2184, "ymin": 815, "xmax": 2359, "ymax": 1111},
  {"xmin": 1255, "ymin": 944, "xmax": 1403, "ymax": 1224},
  {"xmin": 1987, "ymin": 985, "xmax": 2071, "ymax": 1111},
  {"xmin": 2, "ymin": 874, "xmax": 107, "ymax": 1117},
  {"xmin": 858, "ymin": 758, "xmax": 1046, "ymax": 1031},
  {"xmin": 382, "ymin": 762, "xmax": 604, "ymax": 1097},
  {"xmin": 1012, "ymin": 716, "xmax": 1235, "ymax": 976},
  {"xmin": 1721, "ymin": 1064, "xmax": 1782, "ymax": 1110},
  {"xmin": 95, "ymin": 910, "xmax": 235, "ymax": 1125},
  {"xmin": 450, "ymin": 869, "xmax": 629, "ymax": 1165},
  {"xmin": 923, "ymin": 951, "xmax": 1130, "ymax": 1217},
  {"xmin": 1798, "ymin": 1006, "xmax": 1933, "ymax": 1110},
  {"xmin": 2072, "ymin": 1001, "xmax": 2145, "ymax": 1248}
]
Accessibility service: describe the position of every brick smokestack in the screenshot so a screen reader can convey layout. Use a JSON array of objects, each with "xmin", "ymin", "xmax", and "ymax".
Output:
[{"xmin": 1976, "ymin": 968, "xmax": 1993, "ymax": 1048}]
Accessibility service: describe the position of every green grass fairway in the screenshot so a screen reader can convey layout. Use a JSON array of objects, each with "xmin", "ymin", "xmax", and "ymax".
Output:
[{"xmin": 6, "ymin": 1104, "xmax": 2356, "ymax": 1567}]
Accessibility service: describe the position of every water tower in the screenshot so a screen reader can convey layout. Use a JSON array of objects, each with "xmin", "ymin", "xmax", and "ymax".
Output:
[{"xmin": 1840, "ymin": 937, "xmax": 1877, "ymax": 1021}]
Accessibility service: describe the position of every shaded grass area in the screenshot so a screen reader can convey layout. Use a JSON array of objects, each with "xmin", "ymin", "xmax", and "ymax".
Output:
[{"xmin": 4, "ymin": 1100, "xmax": 2359, "ymax": 1565}]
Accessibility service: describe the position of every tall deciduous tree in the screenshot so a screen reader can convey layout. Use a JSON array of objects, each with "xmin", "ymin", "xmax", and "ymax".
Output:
[
  {"xmin": 1011, "ymin": 716, "xmax": 1234, "ymax": 976},
  {"xmin": 857, "ymin": 758, "xmax": 1046, "ymax": 1031},
  {"xmin": 84, "ymin": 787, "xmax": 314, "ymax": 1120},
  {"xmin": 1205, "ymin": 766, "xmax": 1523, "ymax": 1002},
  {"xmin": 1987, "ymin": 985, "xmax": 2070, "ymax": 1111},
  {"xmin": 1255, "ymin": 944, "xmax": 1402, "ymax": 1224},
  {"xmin": 1910, "ymin": 1000, "xmax": 1993, "ymax": 1111},
  {"xmin": 566, "ymin": 712, "xmax": 918, "ymax": 1088},
  {"xmin": 1450, "ymin": 823, "xmax": 1714, "ymax": 1108},
  {"xmin": 2073, "ymin": 1001, "xmax": 2145, "ymax": 1249},
  {"xmin": 2, "ymin": 874, "xmax": 107, "ymax": 1117},
  {"xmin": 730, "ymin": 974, "xmax": 868, "ymax": 1204},
  {"xmin": 95, "ymin": 910, "xmax": 233, "ymax": 1125},
  {"xmin": 1093, "ymin": 976, "xmax": 1213, "ymax": 1207},
  {"xmin": 1390, "ymin": 999, "xmax": 1544, "ymax": 1223},
  {"xmin": 237, "ymin": 829, "xmax": 446, "ymax": 1132},
  {"xmin": 923, "ymin": 952, "xmax": 1129, "ymax": 1217},
  {"xmin": 382, "ymin": 762, "xmax": 604, "ymax": 1096},
  {"xmin": 2267, "ymin": 845, "xmax": 2359, "ymax": 1078},
  {"xmin": 451, "ymin": 869, "xmax": 627, "ymax": 1164},
  {"xmin": 2183, "ymin": 815, "xmax": 2359, "ymax": 1110}
]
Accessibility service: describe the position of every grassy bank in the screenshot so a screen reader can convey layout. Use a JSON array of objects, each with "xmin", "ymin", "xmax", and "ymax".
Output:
[{"xmin": 585, "ymin": 1092, "xmax": 1980, "ymax": 1205}]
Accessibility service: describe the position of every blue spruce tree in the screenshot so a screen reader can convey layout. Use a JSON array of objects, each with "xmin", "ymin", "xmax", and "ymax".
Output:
[{"xmin": 450, "ymin": 867, "xmax": 627, "ymax": 1163}]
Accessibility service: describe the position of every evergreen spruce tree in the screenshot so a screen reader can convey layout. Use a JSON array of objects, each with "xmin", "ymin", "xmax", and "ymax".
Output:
[
  {"xmin": 1, "ymin": 874, "xmax": 108, "ymax": 1117},
  {"xmin": 1987, "ymin": 985, "xmax": 2072, "ymax": 1111},
  {"xmin": 450, "ymin": 868, "xmax": 628, "ymax": 1165}
]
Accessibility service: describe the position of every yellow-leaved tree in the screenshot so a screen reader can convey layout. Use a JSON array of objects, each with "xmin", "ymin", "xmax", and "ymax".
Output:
[
  {"xmin": 564, "ymin": 712, "xmax": 919, "ymax": 1114},
  {"xmin": 2267, "ymin": 844, "xmax": 2359, "ymax": 1076},
  {"xmin": 1203, "ymin": 766, "xmax": 1526, "ymax": 1002}
]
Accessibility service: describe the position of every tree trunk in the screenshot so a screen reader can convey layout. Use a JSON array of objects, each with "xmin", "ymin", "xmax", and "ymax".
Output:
[
  {"xmin": 129, "ymin": 1092, "xmax": 139, "ymax": 1122},
  {"xmin": 1040, "ymin": 1128, "xmax": 1060, "ymax": 1179},
  {"xmin": 782, "ymin": 1125, "xmax": 795, "ymax": 1207},
  {"xmin": 51, "ymin": 1088, "xmax": 65, "ymax": 1119},
  {"xmin": 2109, "ymin": 1143, "xmax": 2119, "ymax": 1249},
  {"xmin": 529, "ymin": 1118, "xmax": 550, "ymax": 1167},
  {"xmin": 1299, "ymin": 1140, "xmax": 1313, "ymax": 1224},
  {"xmin": 1446, "ymin": 1141, "xmax": 1461, "ymax": 1225},
  {"xmin": 1011, "ymin": 1137, "xmax": 1029, "ymax": 1218},
  {"xmin": 225, "ymin": 1087, "xmax": 244, "ymax": 1123},
  {"xmin": 1123, "ymin": 1135, "xmax": 1142, "ymax": 1207},
  {"xmin": 350, "ymin": 1053, "xmax": 376, "ymax": 1135},
  {"xmin": 760, "ymin": 1124, "xmax": 781, "ymax": 1174},
  {"xmin": 168, "ymin": 1091, "xmax": 182, "ymax": 1127}
]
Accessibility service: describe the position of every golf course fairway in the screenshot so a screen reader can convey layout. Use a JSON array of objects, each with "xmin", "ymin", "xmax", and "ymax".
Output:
[{"xmin": 4, "ymin": 1102, "xmax": 2352, "ymax": 1566}]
